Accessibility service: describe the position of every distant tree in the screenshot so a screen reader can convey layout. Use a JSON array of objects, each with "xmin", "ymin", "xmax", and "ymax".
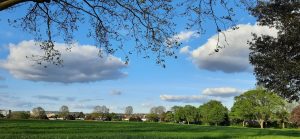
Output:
[
  {"xmin": 290, "ymin": 105, "xmax": 300, "ymax": 127},
  {"xmin": 77, "ymin": 112, "xmax": 85, "ymax": 119},
  {"xmin": 31, "ymin": 107, "xmax": 48, "ymax": 119},
  {"xmin": 0, "ymin": 113, "xmax": 4, "ymax": 119},
  {"xmin": 150, "ymin": 106, "xmax": 166, "ymax": 122},
  {"xmin": 93, "ymin": 105, "xmax": 109, "ymax": 114},
  {"xmin": 234, "ymin": 89, "xmax": 285, "ymax": 128},
  {"xmin": 183, "ymin": 105, "xmax": 198, "ymax": 125},
  {"xmin": 59, "ymin": 105, "xmax": 69, "ymax": 119},
  {"xmin": 65, "ymin": 114, "xmax": 75, "ymax": 120},
  {"xmin": 129, "ymin": 116, "xmax": 142, "ymax": 122},
  {"xmin": 171, "ymin": 106, "xmax": 185, "ymax": 123},
  {"xmin": 9, "ymin": 111, "xmax": 30, "ymax": 119},
  {"xmin": 146, "ymin": 113, "xmax": 159, "ymax": 122},
  {"xmin": 199, "ymin": 100, "xmax": 228, "ymax": 126},
  {"xmin": 125, "ymin": 106, "xmax": 133, "ymax": 115},
  {"xmin": 164, "ymin": 111, "xmax": 174, "ymax": 122},
  {"xmin": 249, "ymin": 0, "xmax": 300, "ymax": 101}
]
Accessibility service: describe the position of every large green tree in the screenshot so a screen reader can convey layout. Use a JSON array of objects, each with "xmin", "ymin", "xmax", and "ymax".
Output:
[
  {"xmin": 249, "ymin": 0, "xmax": 300, "ymax": 101},
  {"xmin": 233, "ymin": 89, "xmax": 285, "ymax": 128},
  {"xmin": 199, "ymin": 100, "xmax": 228, "ymax": 126}
]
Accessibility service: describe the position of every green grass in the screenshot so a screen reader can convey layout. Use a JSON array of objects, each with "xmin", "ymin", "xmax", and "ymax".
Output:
[{"xmin": 0, "ymin": 120, "xmax": 299, "ymax": 139}]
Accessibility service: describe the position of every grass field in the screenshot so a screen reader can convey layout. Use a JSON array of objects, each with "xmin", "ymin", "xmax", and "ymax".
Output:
[{"xmin": 0, "ymin": 120, "xmax": 300, "ymax": 139}]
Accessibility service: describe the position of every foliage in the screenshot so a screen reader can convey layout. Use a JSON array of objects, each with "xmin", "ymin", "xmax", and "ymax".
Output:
[
  {"xmin": 1, "ymin": 120, "xmax": 300, "ymax": 139},
  {"xmin": 125, "ymin": 106, "xmax": 133, "ymax": 115},
  {"xmin": 183, "ymin": 105, "xmax": 199, "ymax": 124},
  {"xmin": 249, "ymin": 0, "xmax": 300, "ymax": 101},
  {"xmin": 150, "ymin": 106, "xmax": 166, "ymax": 121},
  {"xmin": 146, "ymin": 113, "xmax": 159, "ymax": 122},
  {"xmin": 290, "ymin": 105, "xmax": 300, "ymax": 127},
  {"xmin": 9, "ymin": 111, "xmax": 30, "ymax": 119},
  {"xmin": 31, "ymin": 107, "xmax": 48, "ymax": 120},
  {"xmin": 199, "ymin": 100, "xmax": 228, "ymax": 126},
  {"xmin": 232, "ymin": 89, "xmax": 285, "ymax": 128},
  {"xmin": 77, "ymin": 112, "xmax": 85, "ymax": 118},
  {"xmin": 0, "ymin": 113, "xmax": 4, "ymax": 118},
  {"xmin": 64, "ymin": 114, "xmax": 75, "ymax": 120},
  {"xmin": 93, "ymin": 105, "xmax": 109, "ymax": 114},
  {"xmin": 171, "ymin": 106, "xmax": 185, "ymax": 123},
  {"xmin": 129, "ymin": 116, "xmax": 142, "ymax": 122},
  {"xmin": 164, "ymin": 111, "xmax": 174, "ymax": 122},
  {"xmin": 58, "ymin": 105, "xmax": 69, "ymax": 119}
]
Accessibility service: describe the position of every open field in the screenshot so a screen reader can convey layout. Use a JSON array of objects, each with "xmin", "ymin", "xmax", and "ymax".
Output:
[{"xmin": 0, "ymin": 120, "xmax": 300, "ymax": 139}]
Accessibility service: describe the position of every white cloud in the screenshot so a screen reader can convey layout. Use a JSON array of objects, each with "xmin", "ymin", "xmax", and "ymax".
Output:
[
  {"xmin": 185, "ymin": 24, "xmax": 277, "ymax": 73},
  {"xmin": 1, "ymin": 40, "xmax": 127, "ymax": 83},
  {"xmin": 202, "ymin": 87, "xmax": 243, "ymax": 97},
  {"xmin": 160, "ymin": 95, "xmax": 208, "ymax": 103}
]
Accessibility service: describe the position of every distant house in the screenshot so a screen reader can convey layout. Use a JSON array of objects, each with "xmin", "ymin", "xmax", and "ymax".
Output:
[{"xmin": 0, "ymin": 109, "xmax": 11, "ymax": 117}]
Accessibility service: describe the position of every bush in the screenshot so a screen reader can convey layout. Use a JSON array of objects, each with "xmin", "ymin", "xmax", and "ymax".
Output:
[
  {"xmin": 9, "ymin": 112, "xmax": 30, "ymax": 119},
  {"xmin": 65, "ymin": 115, "xmax": 75, "ymax": 120},
  {"xmin": 290, "ymin": 105, "xmax": 300, "ymax": 127},
  {"xmin": 129, "ymin": 116, "xmax": 142, "ymax": 122}
]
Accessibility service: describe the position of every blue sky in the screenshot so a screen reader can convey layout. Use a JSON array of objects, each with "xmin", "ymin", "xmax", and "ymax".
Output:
[{"xmin": 0, "ymin": 2, "xmax": 277, "ymax": 113}]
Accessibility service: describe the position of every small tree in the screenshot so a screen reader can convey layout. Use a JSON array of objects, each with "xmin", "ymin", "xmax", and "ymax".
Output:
[
  {"xmin": 290, "ymin": 105, "xmax": 300, "ymax": 127},
  {"xmin": 125, "ymin": 106, "xmax": 133, "ymax": 115},
  {"xmin": 150, "ymin": 106, "xmax": 166, "ymax": 122},
  {"xmin": 31, "ymin": 107, "xmax": 47, "ymax": 119},
  {"xmin": 59, "ymin": 105, "xmax": 69, "ymax": 119}
]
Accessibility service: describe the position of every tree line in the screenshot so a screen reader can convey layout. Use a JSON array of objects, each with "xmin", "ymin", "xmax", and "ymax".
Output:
[{"xmin": 2, "ymin": 88, "xmax": 300, "ymax": 129}]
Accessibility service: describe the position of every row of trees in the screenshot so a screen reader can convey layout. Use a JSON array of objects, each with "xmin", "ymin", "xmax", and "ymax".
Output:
[
  {"xmin": 3, "ymin": 88, "xmax": 300, "ymax": 129},
  {"xmin": 145, "ymin": 88, "xmax": 300, "ymax": 129}
]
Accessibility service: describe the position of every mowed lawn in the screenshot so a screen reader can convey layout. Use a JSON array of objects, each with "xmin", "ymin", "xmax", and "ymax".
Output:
[{"xmin": 0, "ymin": 120, "xmax": 300, "ymax": 139}]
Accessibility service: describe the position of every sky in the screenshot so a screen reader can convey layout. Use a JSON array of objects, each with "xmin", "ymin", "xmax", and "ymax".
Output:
[{"xmin": 0, "ymin": 2, "xmax": 277, "ymax": 113}]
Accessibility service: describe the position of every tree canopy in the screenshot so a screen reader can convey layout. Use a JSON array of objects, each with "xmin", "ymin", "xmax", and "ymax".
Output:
[
  {"xmin": 232, "ymin": 88, "xmax": 285, "ymax": 128},
  {"xmin": 249, "ymin": 0, "xmax": 300, "ymax": 101},
  {"xmin": 199, "ymin": 100, "xmax": 228, "ymax": 126}
]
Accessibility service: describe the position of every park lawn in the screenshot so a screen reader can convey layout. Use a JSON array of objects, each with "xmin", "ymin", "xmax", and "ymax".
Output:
[{"xmin": 0, "ymin": 120, "xmax": 299, "ymax": 139}]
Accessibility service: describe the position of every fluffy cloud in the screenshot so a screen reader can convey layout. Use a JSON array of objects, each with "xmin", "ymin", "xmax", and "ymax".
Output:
[
  {"xmin": 1, "ymin": 40, "xmax": 127, "ymax": 83},
  {"xmin": 160, "ymin": 95, "xmax": 208, "ymax": 103},
  {"xmin": 109, "ymin": 90, "xmax": 122, "ymax": 96},
  {"xmin": 186, "ymin": 24, "xmax": 277, "ymax": 73},
  {"xmin": 202, "ymin": 87, "xmax": 243, "ymax": 97}
]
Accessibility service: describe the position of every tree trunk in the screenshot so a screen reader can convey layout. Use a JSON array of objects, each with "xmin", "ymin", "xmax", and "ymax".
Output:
[
  {"xmin": 259, "ymin": 120, "xmax": 264, "ymax": 129},
  {"xmin": 187, "ymin": 121, "xmax": 190, "ymax": 125},
  {"xmin": 242, "ymin": 120, "xmax": 245, "ymax": 127},
  {"xmin": 282, "ymin": 122, "xmax": 285, "ymax": 129}
]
